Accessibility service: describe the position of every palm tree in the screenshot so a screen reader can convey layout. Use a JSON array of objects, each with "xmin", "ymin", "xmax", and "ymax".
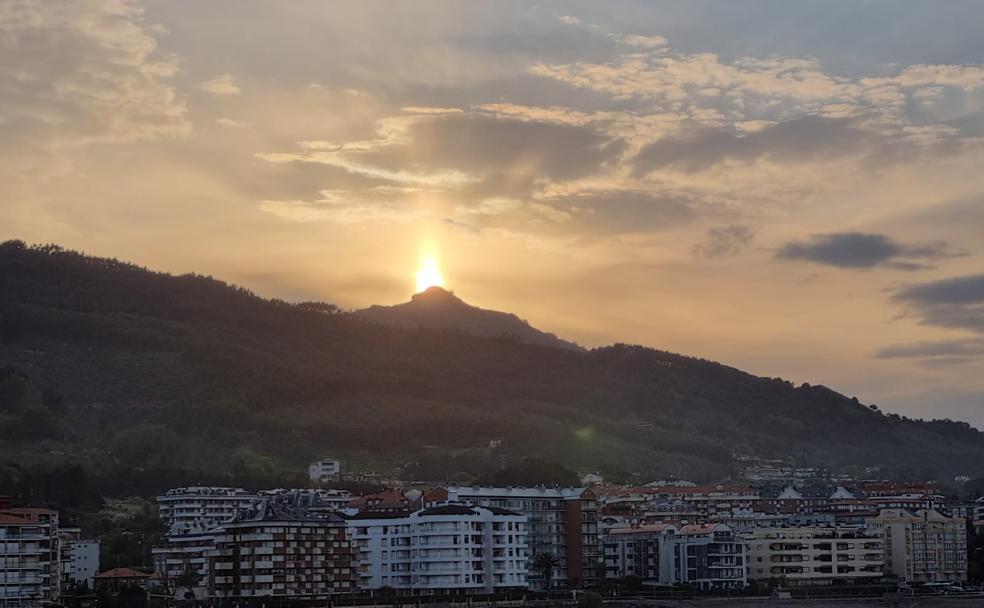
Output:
[{"xmin": 530, "ymin": 552, "xmax": 561, "ymax": 590}]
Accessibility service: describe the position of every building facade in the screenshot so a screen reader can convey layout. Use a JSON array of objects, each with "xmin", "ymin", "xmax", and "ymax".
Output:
[
  {"xmin": 0, "ymin": 505, "xmax": 61, "ymax": 607},
  {"xmin": 745, "ymin": 526, "xmax": 884, "ymax": 586},
  {"xmin": 58, "ymin": 527, "xmax": 100, "ymax": 590},
  {"xmin": 442, "ymin": 486, "xmax": 599, "ymax": 589},
  {"xmin": 346, "ymin": 504, "xmax": 527, "ymax": 593},
  {"xmin": 867, "ymin": 509, "xmax": 967, "ymax": 583},
  {"xmin": 157, "ymin": 487, "xmax": 259, "ymax": 537},
  {"xmin": 208, "ymin": 499, "xmax": 356, "ymax": 599},
  {"xmin": 604, "ymin": 523, "xmax": 745, "ymax": 590},
  {"xmin": 308, "ymin": 459, "xmax": 342, "ymax": 483}
]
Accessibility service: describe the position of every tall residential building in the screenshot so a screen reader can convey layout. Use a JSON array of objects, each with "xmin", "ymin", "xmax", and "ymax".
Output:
[
  {"xmin": 744, "ymin": 526, "xmax": 884, "ymax": 586},
  {"xmin": 157, "ymin": 487, "xmax": 259, "ymax": 537},
  {"xmin": 604, "ymin": 523, "xmax": 745, "ymax": 590},
  {"xmin": 440, "ymin": 486, "xmax": 600, "ymax": 589},
  {"xmin": 207, "ymin": 499, "xmax": 356, "ymax": 599},
  {"xmin": 58, "ymin": 527, "xmax": 100, "ymax": 590},
  {"xmin": 151, "ymin": 530, "xmax": 215, "ymax": 598},
  {"xmin": 345, "ymin": 504, "xmax": 528, "ymax": 593},
  {"xmin": 866, "ymin": 509, "xmax": 967, "ymax": 583},
  {"xmin": 0, "ymin": 503, "xmax": 61, "ymax": 607}
]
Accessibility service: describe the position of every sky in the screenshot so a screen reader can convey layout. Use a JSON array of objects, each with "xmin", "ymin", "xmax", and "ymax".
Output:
[{"xmin": 2, "ymin": 0, "xmax": 984, "ymax": 425}]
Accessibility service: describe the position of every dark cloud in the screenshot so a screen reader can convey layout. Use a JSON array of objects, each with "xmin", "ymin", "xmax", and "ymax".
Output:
[
  {"xmin": 693, "ymin": 225, "xmax": 754, "ymax": 258},
  {"xmin": 359, "ymin": 113, "xmax": 625, "ymax": 181},
  {"xmin": 892, "ymin": 274, "xmax": 984, "ymax": 334},
  {"xmin": 775, "ymin": 232, "xmax": 952, "ymax": 270},
  {"xmin": 632, "ymin": 116, "xmax": 872, "ymax": 175},
  {"xmin": 876, "ymin": 338, "xmax": 984, "ymax": 359}
]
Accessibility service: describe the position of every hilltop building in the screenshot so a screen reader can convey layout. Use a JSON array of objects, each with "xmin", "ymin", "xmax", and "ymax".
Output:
[{"xmin": 308, "ymin": 458, "xmax": 342, "ymax": 483}]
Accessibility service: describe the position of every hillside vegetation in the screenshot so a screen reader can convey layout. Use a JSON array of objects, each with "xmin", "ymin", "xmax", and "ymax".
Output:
[{"xmin": 1, "ymin": 240, "xmax": 983, "ymax": 502}]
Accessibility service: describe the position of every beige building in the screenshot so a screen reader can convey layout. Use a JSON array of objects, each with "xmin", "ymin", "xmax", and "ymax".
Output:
[
  {"xmin": 866, "ymin": 509, "xmax": 967, "ymax": 583},
  {"xmin": 745, "ymin": 526, "xmax": 884, "ymax": 586}
]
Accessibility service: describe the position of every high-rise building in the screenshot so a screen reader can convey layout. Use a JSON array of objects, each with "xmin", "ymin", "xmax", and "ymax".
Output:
[
  {"xmin": 439, "ymin": 486, "xmax": 599, "ymax": 589},
  {"xmin": 156, "ymin": 487, "xmax": 259, "ymax": 537},
  {"xmin": 207, "ymin": 499, "xmax": 356, "ymax": 599},
  {"xmin": 0, "ymin": 502, "xmax": 61, "ymax": 607},
  {"xmin": 344, "ymin": 504, "xmax": 528, "ymax": 592},
  {"xmin": 866, "ymin": 509, "xmax": 967, "ymax": 583}
]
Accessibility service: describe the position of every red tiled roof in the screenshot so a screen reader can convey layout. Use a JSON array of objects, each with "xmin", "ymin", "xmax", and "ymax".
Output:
[
  {"xmin": 0, "ymin": 513, "xmax": 29, "ymax": 525},
  {"xmin": 96, "ymin": 567, "xmax": 151, "ymax": 579},
  {"xmin": 609, "ymin": 523, "xmax": 674, "ymax": 534}
]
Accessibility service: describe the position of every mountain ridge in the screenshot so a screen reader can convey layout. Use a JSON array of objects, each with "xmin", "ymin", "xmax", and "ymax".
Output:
[
  {"xmin": 1, "ymin": 239, "xmax": 983, "ymax": 497},
  {"xmin": 354, "ymin": 285, "xmax": 584, "ymax": 351}
]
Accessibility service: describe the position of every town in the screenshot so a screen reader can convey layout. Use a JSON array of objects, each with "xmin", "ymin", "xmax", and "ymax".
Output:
[{"xmin": 4, "ymin": 457, "xmax": 983, "ymax": 607}]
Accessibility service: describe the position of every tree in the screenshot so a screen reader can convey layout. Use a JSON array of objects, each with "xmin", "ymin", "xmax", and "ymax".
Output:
[
  {"xmin": 530, "ymin": 552, "xmax": 561, "ymax": 590},
  {"xmin": 175, "ymin": 565, "xmax": 202, "ymax": 599}
]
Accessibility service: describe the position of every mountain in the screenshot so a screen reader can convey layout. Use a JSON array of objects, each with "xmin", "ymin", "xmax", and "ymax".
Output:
[
  {"xmin": 2, "ymin": 240, "xmax": 984, "ymax": 500},
  {"xmin": 354, "ymin": 286, "xmax": 583, "ymax": 351}
]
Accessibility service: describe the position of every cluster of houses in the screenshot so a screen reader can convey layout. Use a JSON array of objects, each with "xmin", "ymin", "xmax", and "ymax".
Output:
[
  {"xmin": 3, "ymin": 468, "xmax": 983, "ymax": 606},
  {"xmin": 143, "ymin": 474, "xmax": 979, "ymax": 601}
]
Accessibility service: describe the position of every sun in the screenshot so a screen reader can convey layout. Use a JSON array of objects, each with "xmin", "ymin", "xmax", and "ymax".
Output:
[{"xmin": 415, "ymin": 255, "xmax": 445, "ymax": 292}]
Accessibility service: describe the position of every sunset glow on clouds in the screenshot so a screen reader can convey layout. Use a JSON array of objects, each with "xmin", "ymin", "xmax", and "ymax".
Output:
[{"xmin": 3, "ymin": 1, "xmax": 984, "ymax": 423}]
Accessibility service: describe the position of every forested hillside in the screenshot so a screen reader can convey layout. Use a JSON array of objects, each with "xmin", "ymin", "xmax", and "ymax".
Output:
[{"xmin": 2, "ymin": 240, "xmax": 983, "ymax": 503}]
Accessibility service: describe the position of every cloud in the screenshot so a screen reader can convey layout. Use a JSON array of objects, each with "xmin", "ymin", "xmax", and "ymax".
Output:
[
  {"xmin": 694, "ymin": 225, "xmax": 754, "ymax": 258},
  {"xmin": 619, "ymin": 35, "xmax": 668, "ymax": 49},
  {"xmin": 543, "ymin": 190, "xmax": 695, "ymax": 235},
  {"xmin": 776, "ymin": 232, "xmax": 952, "ymax": 270},
  {"xmin": 893, "ymin": 274, "xmax": 984, "ymax": 334},
  {"xmin": 558, "ymin": 15, "xmax": 581, "ymax": 26},
  {"xmin": 876, "ymin": 338, "xmax": 984, "ymax": 359},
  {"xmin": 0, "ymin": 0, "xmax": 190, "ymax": 150},
  {"xmin": 632, "ymin": 116, "xmax": 873, "ymax": 174},
  {"xmin": 200, "ymin": 74, "xmax": 242, "ymax": 95},
  {"xmin": 259, "ymin": 111, "xmax": 625, "ymax": 187}
]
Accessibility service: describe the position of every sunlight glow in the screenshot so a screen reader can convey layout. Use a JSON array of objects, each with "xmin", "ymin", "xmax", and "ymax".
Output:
[{"xmin": 415, "ymin": 255, "xmax": 445, "ymax": 292}]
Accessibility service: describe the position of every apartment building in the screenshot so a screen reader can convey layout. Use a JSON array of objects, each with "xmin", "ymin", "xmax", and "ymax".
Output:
[
  {"xmin": 58, "ymin": 527, "xmax": 100, "ymax": 590},
  {"xmin": 207, "ymin": 499, "xmax": 356, "ymax": 599},
  {"xmin": 151, "ymin": 530, "xmax": 215, "ymax": 598},
  {"xmin": 867, "ymin": 509, "xmax": 967, "ymax": 583},
  {"xmin": 157, "ymin": 487, "xmax": 259, "ymax": 537},
  {"xmin": 603, "ymin": 523, "xmax": 745, "ymax": 590},
  {"xmin": 603, "ymin": 524, "xmax": 676, "ymax": 586},
  {"xmin": 0, "ymin": 503, "xmax": 61, "ymax": 607},
  {"xmin": 440, "ymin": 486, "xmax": 599, "ymax": 589},
  {"xmin": 345, "ymin": 504, "xmax": 528, "ymax": 593},
  {"xmin": 745, "ymin": 526, "xmax": 884, "ymax": 586}
]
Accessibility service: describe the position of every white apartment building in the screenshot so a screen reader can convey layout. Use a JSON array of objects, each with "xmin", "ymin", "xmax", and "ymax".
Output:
[
  {"xmin": 58, "ymin": 527, "xmax": 100, "ymax": 590},
  {"xmin": 604, "ymin": 523, "xmax": 746, "ymax": 590},
  {"xmin": 745, "ymin": 526, "xmax": 884, "ymax": 586},
  {"xmin": 441, "ymin": 486, "xmax": 599, "ymax": 589},
  {"xmin": 308, "ymin": 459, "xmax": 342, "ymax": 483},
  {"xmin": 867, "ymin": 509, "xmax": 967, "ymax": 583},
  {"xmin": 345, "ymin": 504, "xmax": 528, "ymax": 593},
  {"xmin": 0, "ymin": 506, "xmax": 61, "ymax": 607},
  {"xmin": 157, "ymin": 487, "xmax": 258, "ymax": 537}
]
